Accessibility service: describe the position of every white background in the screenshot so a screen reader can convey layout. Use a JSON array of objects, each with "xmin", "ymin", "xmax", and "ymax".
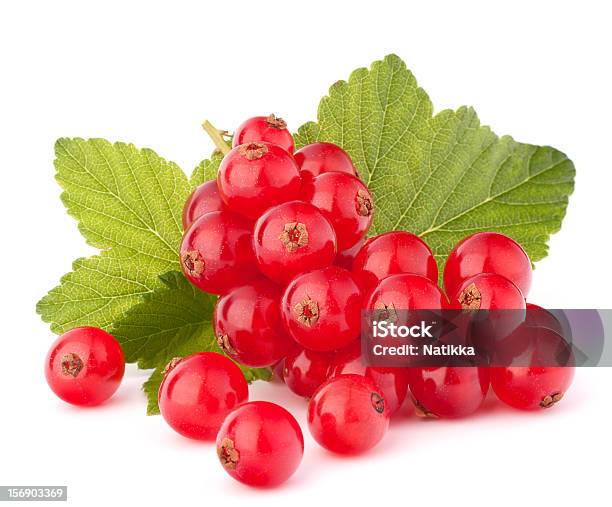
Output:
[{"xmin": 1, "ymin": 0, "xmax": 611, "ymax": 505}]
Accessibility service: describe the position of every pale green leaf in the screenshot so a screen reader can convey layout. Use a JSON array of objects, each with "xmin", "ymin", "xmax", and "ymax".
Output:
[
  {"xmin": 36, "ymin": 138, "xmax": 190, "ymax": 333},
  {"xmin": 37, "ymin": 251, "xmax": 156, "ymax": 333},
  {"xmin": 295, "ymin": 54, "xmax": 575, "ymax": 271}
]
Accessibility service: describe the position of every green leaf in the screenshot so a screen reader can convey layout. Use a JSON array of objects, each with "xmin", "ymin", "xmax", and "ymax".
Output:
[
  {"xmin": 190, "ymin": 152, "xmax": 223, "ymax": 187},
  {"xmin": 37, "ymin": 252, "xmax": 156, "ymax": 334},
  {"xmin": 37, "ymin": 138, "xmax": 190, "ymax": 333},
  {"xmin": 112, "ymin": 271, "xmax": 271, "ymax": 414},
  {"xmin": 112, "ymin": 271, "xmax": 216, "ymax": 368},
  {"xmin": 295, "ymin": 54, "xmax": 575, "ymax": 272}
]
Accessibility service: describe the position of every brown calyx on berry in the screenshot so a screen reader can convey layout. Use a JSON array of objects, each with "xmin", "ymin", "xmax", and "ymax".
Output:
[
  {"xmin": 458, "ymin": 283, "xmax": 481, "ymax": 310},
  {"xmin": 162, "ymin": 357, "xmax": 183, "ymax": 377},
  {"xmin": 238, "ymin": 141, "xmax": 268, "ymax": 160},
  {"xmin": 294, "ymin": 296, "xmax": 319, "ymax": 327},
  {"xmin": 411, "ymin": 395, "xmax": 438, "ymax": 419},
  {"xmin": 373, "ymin": 301, "xmax": 398, "ymax": 323},
  {"xmin": 371, "ymin": 392, "xmax": 385, "ymax": 414},
  {"xmin": 218, "ymin": 437, "xmax": 239, "ymax": 470},
  {"xmin": 356, "ymin": 190, "xmax": 373, "ymax": 217},
  {"xmin": 182, "ymin": 250, "xmax": 205, "ymax": 278},
  {"xmin": 61, "ymin": 353, "xmax": 84, "ymax": 378},
  {"xmin": 540, "ymin": 391, "xmax": 564, "ymax": 408},
  {"xmin": 279, "ymin": 222, "xmax": 309, "ymax": 253},
  {"xmin": 266, "ymin": 114, "xmax": 287, "ymax": 129},
  {"xmin": 217, "ymin": 334, "xmax": 237, "ymax": 356}
]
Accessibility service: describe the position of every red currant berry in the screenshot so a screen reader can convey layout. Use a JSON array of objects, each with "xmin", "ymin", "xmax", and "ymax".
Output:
[
  {"xmin": 214, "ymin": 279, "xmax": 293, "ymax": 368},
  {"xmin": 365, "ymin": 274, "xmax": 448, "ymax": 316},
  {"xmin": 353, "ymin": 232, "xmax": 438, "ymax": 293},
  {"xmin": 452, "ymin": 274, "xmax": 526, "ymax": 356},
  {"xmin": 218, "ymin": 141, "xmax": 301, "ymax": 220},
  {"xmin": 294, "ymin": 142, "xmax": 357, "ymax": 181},
  {"xmin": 182, "ymin": 180, "xmax": 225, "ymax": 230},
  {"xmin": 491, "ymin": 365, "xmax": 574, "ymax": 411},
  {"xmin": 253, "ymin": 201, "xmax": 337, "ymax": 285},
  {"xmin": 301, "ymin": 172, "xmax": 374, "ymax": 250},
  {"xmin": 281, "ymin": 266, "xmax": 363, "ymax": 352},
  {"xmin": 308, "ymin": 374, "xmax": 390, "ymax": 454},
  {"xmin": 283, "ymin": 347, "xmax": 334, "ymax": 398},
  {"xmin": 493, "ymin": 319, "xmax": 574, "ymax": 369},
  {"xmin": 45, "ymin": 326, "xmax": 125, "ymax": 406},
  {"xmin": 233, "ymin": 114, "xmax": 295, "ymax": 154},
  {"xmin": 451, "ymin": 273, "xmax": 526, "ymax": 310},
  {"xmin": 408, "ymin": 367, "xmax": 490, "ymax": 418},
  {"xmin": 334, "ymin": 238, "xmax": 365, "ymax": 271},
  {"xmin": 444, "ymin": 232, "xmax": 532, "ymax": 298},
  {"xmin": 217, "ymin": 401, "xmax": 304, "ymax": 487},
  {"xmin": 330, "ymin": 342, "xmax": 409, "ymax": 416},
  {"xmin": 158, "ymin": 352, "xmax": 248, "ymax": 440},
  {"xmin": 180, "ymin": 210, "xmax": 259, "ymax": 295}
]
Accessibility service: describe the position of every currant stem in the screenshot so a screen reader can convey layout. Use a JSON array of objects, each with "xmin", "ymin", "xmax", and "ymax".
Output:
[{"xmin": 202, "ymin": 120, "xmax": 231, "ymax": 155}]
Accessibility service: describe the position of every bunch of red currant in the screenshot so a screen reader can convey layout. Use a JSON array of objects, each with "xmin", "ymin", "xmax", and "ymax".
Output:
[{"xmin": 44, "ymin": 114, "xmax": 574, "ymax": 489}]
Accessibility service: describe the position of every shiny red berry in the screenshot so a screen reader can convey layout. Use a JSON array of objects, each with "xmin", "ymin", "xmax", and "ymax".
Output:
[
  {"xmin": 451, "ymin": 273, "xmax": 526, "ymax": 310},
  {"xmin": 301, "ymin": 172, "xmax": 374, "ymax": 250},
  {"xmin": 213, "ymin": 279, "xmax": 293, "ymax": 368},
  {"xmin": 281, "ymin": 266, "xmax": 363, "ymax": 352},
  {"xmin": 253, "ymin": 201, "xmax": 337, "ymax": 285},
  {"xmin": 490, "ymin": 322, "xmax": 575, "ymax": 410},
  {"xmin": 182, "ymin": 180, "xmax": 226, "ymax": 230},
  {"xmin": 408, "ymin": 367, "xmax": 490, "ymax": 418},
  {"xmin": 283, "ymin": 347, "xmax": 335, "ymax": 398},
  {"xmin": 334, "ymin": 238, "xmax": 365, "ymax": 271},
  {"xmin": 218, "ymin": 142, "xmax": 301, "ymax": 220},
  {"xmin": 158, "ymin": 352, "xmax": 248, "ymax": 440},
  {"xmin": 294, "ymin": 142, "xmax": 357, "ymax": 181},
  {"xmin": 217, "ymin": 401, "xmax": 304, "ymax": 487},
  {"xmin": 180, "ymin": 210, "xmax": 259, "ymax": 295},
  {"xmin": 444, "ymin": 232, "xmax": 532, "ymax": 298},
  {"xmin": 45, "ymin": 326, "xmax": 125, "ymax": 406},
  {"xmin": 232, "ymin": 114, "xmax": 294, "ymax": 154},
  {"xmin": 330, "ymin": 342, "xmax": 409, "ymax": 416},
  {"xmin": 365, "ymin": 274, "xmax": 448, "ymax": 314},
  {"xmin": 353, "ymin": 231, "xmax": 438, "ymax": 293},
  {"xmin": 451, "ymin": 274, "xmax": 526, "ymax": 356},
  {"xmin": 493, "ymin": 318, "xmax": 574, "ymax": 368},
  {"xmin": 308, "ymin": 374, "xmax": 389, "ymax": 454},
  {"xmin": 491, "ymin": 365, "xmax": 574, "ymax": 411}
]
